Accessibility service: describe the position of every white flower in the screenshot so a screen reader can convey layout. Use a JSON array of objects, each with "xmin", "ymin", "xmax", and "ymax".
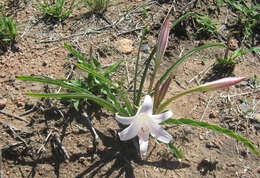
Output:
[{"xmin": 115, "ymin": 95, "xmax": 173, "ymax": 155}]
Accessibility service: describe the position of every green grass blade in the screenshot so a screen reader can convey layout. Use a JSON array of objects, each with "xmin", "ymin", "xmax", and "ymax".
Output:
[
  {"xmin": 168, "ymin": 142, "xmax": 184, "ymax": 160},
  {"xmin": 103, "ymin": 61, "xmax": 123, "ymax": 76},
  {"xmin": 64, "ymin": 43, "xmax": 89, "ymax": 66},
  {"xmin": 16, "ymin": 75, "xmax": 90, "ymax": 93},
  {"xmin": 136, "ymin": 45, "xmax": 157, "ymax": 106},
  {"xmin": 170, "ymin": 12, "xmax": 195, "ymax": 30},
  {"xmin": 26, "ymin": 92, "xmax": 119, "ymax": 113},
  {"xmin": 102, "ymin": 86, "xmax": 128, "ymax": 116},
  {"xmin": 162, "ymin": 118, "xmax": 260, "ymax": 156},
  {"xmin": 78, "ymin": 63, "xmax": 134, "ymax": 115},
  {"xmin": 134, "ymin": 25, "xmax": 147, "ymax": 105},
  {"xmin": 119, "ymin": 70, "xmax": 134, "ymax": 115},
  {"xmin": 159, "ymin": 43, "xmax": 225, "ymax": 84},
  {"xmin": 77, "ymin": 63, "xmax": 116, "ymax": 88}
]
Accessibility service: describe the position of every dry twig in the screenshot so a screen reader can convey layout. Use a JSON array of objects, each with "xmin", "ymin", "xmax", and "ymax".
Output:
[
  {"xmin": 3, "ymin": 124, "xmax": 28, "ymax": 148},
  {"xmin": 54, "ymin": 135, "xmax": 70, "ymax": 160},
  {"xmin": 37, "ymin": 131, "xmax": 52, "ymax": 154},
  {"xmin": 0, "ymin": 110, "xmax": 29, "ymax": 123}
]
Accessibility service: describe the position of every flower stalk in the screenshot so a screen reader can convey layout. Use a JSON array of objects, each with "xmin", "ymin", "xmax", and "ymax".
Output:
[{"xmin": 156, "ymin": 77, "xmax": 245, "ymax": 113}]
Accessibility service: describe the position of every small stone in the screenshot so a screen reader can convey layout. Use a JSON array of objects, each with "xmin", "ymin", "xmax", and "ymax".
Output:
[
  {"xmin": 255, "ymin": 113, "xmax": 260, "ymax": 123},
  {"xmin": 42, "ymin": 61, "xmax": 47, "ymax": 67},
  {"xmin": 209, "ymin": 111, "xmax": 217, "ymax": 118},
  {"xmin": 257, "ymin": 167, "xmax": 260, "ymax": 174},
  {"xmin": 239, "ymin": 80, "xmax": 249, "ymax": 87},
  {"xmin": 240, "ymin": 103, "xmax": 248, "ymax": 112},
  {"xmin": 141, "ymin": 43, "xmax": 149, "ymax": 53},
  {"xmin": 116, "ymin": 39, "xmax": 134, "ymax": 54},
  {"xmin": 228, "ymin": 38, "xmax": 239, "ymax": 50},
  {"xmin": 87, "ymin": 145, "xmax": 94, "ymax": 150},
  {"xmin": 0, "ymin": 98, "xmax": 7, "ymax": 110},
  {"xmin": 199, "ymin": 134, "xmax": 204, "ymax": 140},
  {"xmin": 226, "ymin": 162, "xmax": 236, "ymax": 167},
  {"xmin": 206, "ymin": 141, "xmax": 220, "ymax": 149},
  {"xmin": 183, "ymin": 126, "xmax": 194, "ymax": 135}
]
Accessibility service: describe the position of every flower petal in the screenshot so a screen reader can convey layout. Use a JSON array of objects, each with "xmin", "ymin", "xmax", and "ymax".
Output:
[
  {"xmin": 115, "ymin": 113, "xmax": 134, "ymax": 125},
  {"xmin": 137, "ymin": 95, "xmax": 153, "ymax": 115},
  {"xmin": 151, "ymin": 110, "xmax": 173, "ymax": 124},
  {"xmin": 118, "ymin": 122, "xmax": 140, "ymax": 141},
  {"xmin": 201, "ymin": 77, "xmax": 245, "ymax": 91},
  {"xmin": 150, "ymin": 123, "xmax": 172, "ymax": 143},
  {"xmin": 138, "ymin": 128, "xmax": 150, "ymax": 155}
]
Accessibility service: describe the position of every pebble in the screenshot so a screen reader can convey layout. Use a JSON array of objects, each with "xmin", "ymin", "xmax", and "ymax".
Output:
[
  {"xmin": 255, "ymin": 113, "xmax": 260, "ymax": 123},
  {"xmin": 209, "ymin": 111, "xmax": 217, "ymax": 118},
  {"xmin": 199, "ymin": 134, "xmax": 204, "ymax": 140},
  {"xmin": 183, "ymin": 126, "xmax": 195, "ymax": 135},
  {"xmin": 141, "ymin": 43, "xmax": 149, "ymax": 53},
  {"xmin": 206, "ymin": 141, "xmax": 220, "ymax": 149},
  {"xmin": 116, "ymin": 38, "xmax": 134, "ymax": 54},
  {"xmin": 257, "ymin": 167, "xmax": 260, "ymax": 174},
  {"xmin": 239, "ymin": 80, "xmax": 249, "ymax": 87},
  {"xmin": 0, "ymin": 98, "xmax": 7, "ymax": 110}
]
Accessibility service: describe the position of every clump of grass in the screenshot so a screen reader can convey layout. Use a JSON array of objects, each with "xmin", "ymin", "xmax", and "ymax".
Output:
[
  {"xmin": 34, "ymin": 0, "xmax": 75, "ymax": 22},
  {"xmin": 193, "ymin": 13, "xmax": 217, "ymax": 38},
  {"xmin": 83, "ymin": 0, "xmax": 110, "ymax": 15},
  {"xmin": 0, "ymin": 6, "xmax": 18, "ymax": 53},
  {"xmin": 226, "ymin": 0, "xmax": 260, "ymax": 42}
]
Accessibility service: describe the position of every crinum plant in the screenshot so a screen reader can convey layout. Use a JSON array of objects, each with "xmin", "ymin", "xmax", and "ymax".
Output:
[{"xmin": 16, "ymin": 12, "xmax": 259, "ymax": 158}]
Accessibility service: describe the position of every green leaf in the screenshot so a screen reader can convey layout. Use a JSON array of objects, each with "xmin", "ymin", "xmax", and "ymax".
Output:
[
  {"xmin": 162, "ymin": 118, "xmax": 260, "ymax": 156},
  {"xmin": 159, "ymin": 43, "xmax": 225, "ymax": 84},
  {"xmin": 91, "ymin": 56, "xmax": 101, "ymax": 70},
  {"xmin": 168, "ymin": 142, "xmax": 184, "ymax": 160},
  {"xmin": 77, "ymin": 63, "xmax": 116, "ymax": 88},
  {"xmin": 64, "ymin": 43, "xmax": 89, "ymax": 66},
  {"xmin": 78, "ymin": 63, "xmax": 134, "ymax": 115},
  {"xmin": 16, "ymin": 75, "xmax": 90, "ymax": 93},
  {"xmin": 170, "ymin": 12, "xmax": 195, "ymax": 30},
  {"xmin": 134, "ymin": 25, "xmax": 147, "ymax": 105},
  {"xmin": 136, "ymin": 45, "xmax": 157, "ymax": 106},
  {"xmin": 103, "ymin": 61, "xmax": 123, "ymax": 77},
  {"xmin": 26, "ymin": 92, "xmax": 119, "ymax": 113}
]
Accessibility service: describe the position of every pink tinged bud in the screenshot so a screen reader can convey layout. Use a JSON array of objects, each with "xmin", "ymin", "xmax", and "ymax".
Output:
[
  {"xmin": 157, "ymin": 17, "xmax": 170, "ymax": 61},
  {"xmin": 202, "ymin": 77, "xmax": 246, "ymax": 91}
]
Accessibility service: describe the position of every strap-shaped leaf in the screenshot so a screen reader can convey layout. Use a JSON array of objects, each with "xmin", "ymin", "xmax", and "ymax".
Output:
[
  {"xmin": 159, "ymin": 43, "xmax": 225, "ymax": 84},
  {"xmin": 170, "ymin": 12, "xmax": 195, "ymax": 30},
  {"xmin": 78, "ymin": 63, "xmax": 134, "ymax": 115},
  {"xmin": 168, "ymin": 142, "xmax": 184, "ymax": 160},
  {"xmin": 77, "ymin": 63, "xmax": 115, "ymax": 88},
  {"xmin": 16, "ymin": 75, "xmax": 90, "ymax": 93},
  {"xmin": 162, "ymin": 118, "xmax": 260, "ymax": 156},
  {"xmin": 136, "ymin": 45, "xmax": 157, "ymax": 106},
  {"xmin": 26, "ymin": 92, "xmax": 119, "ymax": 113},
  {"xmin": 103, "ymin": 61, "xmax": 123, "ymax": 77},
  {"xmin": 134, "ymin": 25, "xmax": 147, "ymax": 104},
  {"xmin": 64, "ymin": 43, "xmax": 89, "ymax": 66}
]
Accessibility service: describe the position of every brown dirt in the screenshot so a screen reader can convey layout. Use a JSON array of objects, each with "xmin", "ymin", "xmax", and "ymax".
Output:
[{"xmin": 0, "ymin": 0, "xmax": 260, "ymax": 177}]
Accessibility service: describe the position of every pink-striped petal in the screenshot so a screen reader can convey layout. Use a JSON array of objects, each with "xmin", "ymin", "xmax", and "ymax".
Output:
[
  {"xmin": 150, "ymin": 123, "xmax": 172, "ymax": 143},
  {"xmin": 157, "ymin": 17, "xmax": 170, "ymax": 61},
  {"xmin": 201, "ymin": 77, "xmax": 245, "ymax": 91},
  {"xmin": 138, "ymin": 128, "xmax": 150, "ymax": 155},
  {"xmin": 115, "ymin": 114, "xmax": 134, "ymax": 125},
  {"xmin": 118, "ymin": 122, "xmax": 140, "ymax": 141},
  {"xmin": 150, "ymin": 110, "xmax": 173, "ymax": 124},
  {"xmin": 136, "ymin": 95, "xmax": 153, "ymax": 115}
]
